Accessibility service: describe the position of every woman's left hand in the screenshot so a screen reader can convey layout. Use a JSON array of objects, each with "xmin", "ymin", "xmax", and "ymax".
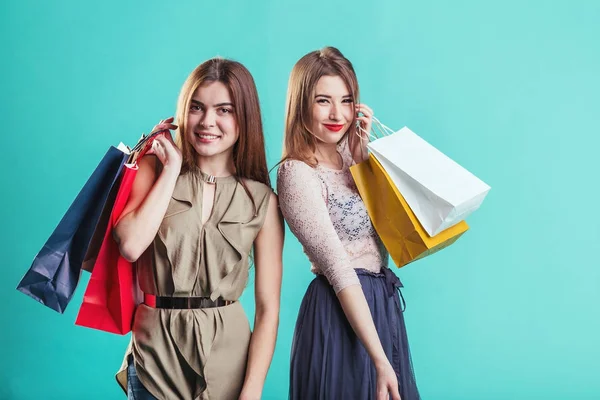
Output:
[{"xmin": 348, "ymin": 103, "xmax": 374, "ymax": 164}]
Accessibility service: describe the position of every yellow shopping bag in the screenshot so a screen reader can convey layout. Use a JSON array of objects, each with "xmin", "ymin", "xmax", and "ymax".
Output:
[{"xmin": 350, "ymin": 154, "xmax": 469, "ymax": 268}]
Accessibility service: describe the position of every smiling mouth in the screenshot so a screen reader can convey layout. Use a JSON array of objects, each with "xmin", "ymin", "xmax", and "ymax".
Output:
[
  {"xmin": 323, "ymin": 124, "xmax": 345, "ymax": 132},
  {"xmin": 195, "ymin": 132, "xmax": 221, "ymax": 141}
]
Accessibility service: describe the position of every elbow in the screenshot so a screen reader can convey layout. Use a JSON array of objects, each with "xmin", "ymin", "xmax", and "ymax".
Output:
[
  {"xmin": 255, "ymin": 302, "xmax": 280, "ymax": 325},
  {"xmin": 113, "ymin": 225, "xmax": 145, "ymax": 263},
  {"xmin": 117, "ymin": 238, "xmax": 143, "ymax": 263},
  {"xmin": 322, "ymin": 267, "xmax": 360, "ymax": 295}
]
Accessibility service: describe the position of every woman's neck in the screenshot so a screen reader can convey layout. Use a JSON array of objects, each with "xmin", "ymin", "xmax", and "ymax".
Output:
[
  {"xmin": 195, "ymin": 151, "xmax": 235, "ymax": 177},
  {"xmin": 314, "ymin": 142, "xmax": 342, "ymax": 169}
]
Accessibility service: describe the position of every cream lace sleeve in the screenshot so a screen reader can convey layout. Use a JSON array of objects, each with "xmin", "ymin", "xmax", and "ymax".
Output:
[{"xmin": 277, "ymin": 160, "xmax": 361, "ymax": 293}]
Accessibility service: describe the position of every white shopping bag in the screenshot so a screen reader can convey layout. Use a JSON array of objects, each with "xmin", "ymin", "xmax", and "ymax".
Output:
[{"xmin": 367, "ymin": 123, "xmax": 491, "ymax": 237}]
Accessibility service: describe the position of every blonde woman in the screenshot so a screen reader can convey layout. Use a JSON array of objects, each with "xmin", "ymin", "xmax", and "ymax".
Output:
[{"xmin": 277, "ymin": 47, "xmax": 420, "ymax": 400}]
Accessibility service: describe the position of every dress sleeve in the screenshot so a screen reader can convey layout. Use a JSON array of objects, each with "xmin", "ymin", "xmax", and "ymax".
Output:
[{"xmin": 277, "ymin": 160, "xmax": 360, "ymax": 293}]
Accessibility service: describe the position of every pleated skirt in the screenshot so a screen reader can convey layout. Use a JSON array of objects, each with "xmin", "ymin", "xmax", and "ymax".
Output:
[{"xmin": 290, "ymin": 268, "xmax": 420, "ymax": 400}]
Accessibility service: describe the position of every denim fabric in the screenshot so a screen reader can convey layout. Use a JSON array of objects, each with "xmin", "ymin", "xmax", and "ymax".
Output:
[{"xmin": 127, "ymin": 356, "xmax": 158, "ymax": 400}]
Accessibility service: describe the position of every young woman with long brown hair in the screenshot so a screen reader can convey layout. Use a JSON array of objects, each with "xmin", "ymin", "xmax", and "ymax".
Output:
[
  {"xmin": 277, "ymin": 47, "xmax": 420, "ymax": 400},
  {"xmin": 113, "ymin": 58, "xmax": 284, "ymax": 400}
]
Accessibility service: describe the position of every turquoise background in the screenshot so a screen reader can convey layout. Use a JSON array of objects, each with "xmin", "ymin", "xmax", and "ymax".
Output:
[{"xmin": 2, "ymin": 0, "xmax": 599, "ymax": 399}]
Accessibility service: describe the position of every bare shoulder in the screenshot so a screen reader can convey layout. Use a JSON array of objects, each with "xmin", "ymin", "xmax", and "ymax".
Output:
[
  {"xmin": 137, "ymin": 155, "xmax": 159, "ymax": 177},
  {"xmin": 257, "ymin": 191, "xmax": 282, "ymax": 235},
  {"xmin": 130, "ymin": 155, "xmax": 160, "ymax": 198}
]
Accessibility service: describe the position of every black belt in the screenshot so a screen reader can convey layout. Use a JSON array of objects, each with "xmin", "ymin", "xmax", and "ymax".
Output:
[{"xmin": 144, "ymin": 294, "xmax": 234, "ymax": 309}]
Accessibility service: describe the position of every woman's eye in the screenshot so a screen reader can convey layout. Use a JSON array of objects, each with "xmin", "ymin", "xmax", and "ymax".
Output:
[
  {"xmin": 190, "ymin": 105, "xmax": 202, "ymax": 111},
  {"xmin": 219, "ymin": 108, "xmax": 233, "ymax": 114},
  {"xmin": 317, "ymin": 99, "xmax": 329, "ymax": 104},
  {"xmin": 343, "ymin": 98, "xmax": 354, "ymax": 104}
]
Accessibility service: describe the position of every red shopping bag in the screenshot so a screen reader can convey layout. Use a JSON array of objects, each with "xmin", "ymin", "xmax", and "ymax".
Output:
[{"xmin": 75, "ymin": 133, "xmax": 161, "ymax": 334}]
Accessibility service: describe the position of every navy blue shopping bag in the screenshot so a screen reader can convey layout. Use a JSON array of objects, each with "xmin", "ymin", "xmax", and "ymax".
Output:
[{"xmin": 17, "ymin": 146, "xmax": 129, "ymax": 313}]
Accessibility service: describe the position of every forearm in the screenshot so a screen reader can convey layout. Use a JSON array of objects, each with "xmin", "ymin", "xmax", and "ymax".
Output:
[
  {"xmin": 240, "ymin": 305, "xmax": 280, "ymax": 398},
  {"xmin": 337, "ymin": 285, "xmax": 390, "ymax": 368},
  {"xmin": 114, "ymin": 166, "xmax": 179, "ymax": 261}
]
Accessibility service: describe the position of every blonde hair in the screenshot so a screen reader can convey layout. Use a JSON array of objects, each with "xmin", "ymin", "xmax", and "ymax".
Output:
[{"xmin": 281, "ymin": 46, "xmax": 359, "ymax": 167}]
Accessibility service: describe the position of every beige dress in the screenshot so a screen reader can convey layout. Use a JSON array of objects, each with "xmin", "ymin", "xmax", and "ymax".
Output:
[{"xmin": 115, "ymin": 168, "xmax": 272, "ymax": 400}]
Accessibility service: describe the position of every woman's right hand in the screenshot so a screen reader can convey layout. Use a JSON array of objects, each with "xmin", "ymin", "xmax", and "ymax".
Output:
[
  {"xmin": 376, "ymin": 361, "xmax": 401, "ymax": 400},
  {"xmin": 147, "ymin": 117, "xmax": 182, "ymax": 173}
]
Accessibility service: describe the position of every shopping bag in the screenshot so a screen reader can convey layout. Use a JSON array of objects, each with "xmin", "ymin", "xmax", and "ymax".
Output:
[
  {"xmin": 75, "ymin": 132, "xmax": 161, "ymax": 334},
  {"xmin": 367, "ymin": 122, "xmax": 490, "ymax": 236},
  {"xmin": 17, "ymin": 146, "xmax": 129, "ymax": 313},
  {"xmin": 81, "ymin": 175, "xmax": 122, "ymax": 274},
  {"xmin": 350, "ymin": 154, "xmax": 469, "ymax": 268}
]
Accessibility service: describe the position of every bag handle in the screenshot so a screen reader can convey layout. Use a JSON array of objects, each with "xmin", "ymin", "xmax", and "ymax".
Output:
[
  {"xmin": 372, "ymin": 116, "xmax": 395, "ymax": 136},
  {"xmin": 127, "ymin": 129, "xmax": 169, "ymax": 164},
  {"xmin": 354, "ymin": 115, "xmax": 396, "ymax": 143}
]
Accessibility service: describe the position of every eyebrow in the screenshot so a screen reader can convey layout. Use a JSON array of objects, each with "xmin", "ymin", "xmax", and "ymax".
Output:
[
  {"xmin": 191, "ymin": 99, "xmax": 235, "ymax": 107},
  {"xmin": 314, "ymin": 94, "xmax": 353, "ymax": 99}
]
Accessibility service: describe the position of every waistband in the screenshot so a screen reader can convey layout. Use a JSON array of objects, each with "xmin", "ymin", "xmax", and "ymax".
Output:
[
  {"xmin": 349, "ymin": 268, "xmax": 407, "ymax": 312},
  {"xmin": 144, "ymin": 294, "xmax": 235, "ymax": 309}
]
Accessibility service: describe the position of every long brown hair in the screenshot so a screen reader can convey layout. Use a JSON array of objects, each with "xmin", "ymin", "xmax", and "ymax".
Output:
[
  {"xmin": 175, "ymin": 58, "xmax": 270, "ymax": 187},
  {"xmin": 281, "ymin": 46, "xmax": 360, "ymax": 167}
]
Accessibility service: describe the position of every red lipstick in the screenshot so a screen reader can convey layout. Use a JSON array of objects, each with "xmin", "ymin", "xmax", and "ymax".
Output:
[{"xmin": 323, "ymin": 124, "xmax": 344, "ymax": 132}]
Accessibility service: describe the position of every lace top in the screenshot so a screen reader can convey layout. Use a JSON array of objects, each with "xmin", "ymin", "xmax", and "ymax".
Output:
[{"xmin": 277, "ymin": 139, "xmax": 388, "ymax": 293}]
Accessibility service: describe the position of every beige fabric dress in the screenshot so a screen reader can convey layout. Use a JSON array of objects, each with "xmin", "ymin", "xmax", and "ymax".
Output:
[{"xmin": 115, "ymin": 168, "xmax": 272, "ymax": 400}]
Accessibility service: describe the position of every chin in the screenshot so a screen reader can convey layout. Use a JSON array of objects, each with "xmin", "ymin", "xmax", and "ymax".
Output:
[
  {"xmin": 318, "ymin": 131, "xmax": 346, "ymax": 145},
  {"xmin": 192, "ymin": 146, "xmax": 225, "ymax": 158}
]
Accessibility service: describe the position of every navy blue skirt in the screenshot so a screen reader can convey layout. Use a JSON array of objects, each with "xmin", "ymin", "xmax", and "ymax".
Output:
[{"xmin": 290, "ymin": 268, "xmax": 420, "ymax": 400}]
